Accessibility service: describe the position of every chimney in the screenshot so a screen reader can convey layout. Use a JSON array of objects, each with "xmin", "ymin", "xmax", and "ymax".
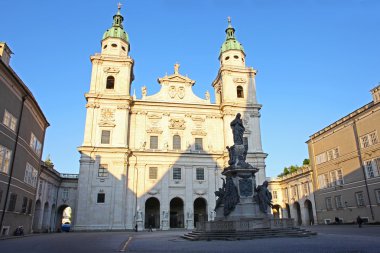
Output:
[{"xmin": 0, "ymin": 42, "xmax": 13, "ymax": 66}]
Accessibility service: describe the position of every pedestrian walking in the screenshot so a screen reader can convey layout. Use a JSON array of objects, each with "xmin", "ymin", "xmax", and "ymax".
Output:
[{"xmin": 357, "ymin": 216, "xmax": 363, "ymax": 228}]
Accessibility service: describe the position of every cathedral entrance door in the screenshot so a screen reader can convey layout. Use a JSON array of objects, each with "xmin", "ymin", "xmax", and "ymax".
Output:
[
  {"xmin": 145, "ymin": 197, "xmax": 160, "ymax": 229},
  {"xmin": 193, "ymin": 198, "xmax": 207, "ymax": 228},
  {"xmin": 170, "ymin": 197, "xmax": 184, "ymax": 228}
]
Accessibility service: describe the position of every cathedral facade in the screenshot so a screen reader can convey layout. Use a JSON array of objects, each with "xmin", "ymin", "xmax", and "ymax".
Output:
[{"xmin": 75, "ymin": 7, "xmax": 267, "ymax": 231}]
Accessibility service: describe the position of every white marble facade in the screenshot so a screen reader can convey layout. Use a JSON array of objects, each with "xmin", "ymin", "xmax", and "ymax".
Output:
[{"xmin": 74, "ymin": 9, "xmax": 267, "ymax": 231}]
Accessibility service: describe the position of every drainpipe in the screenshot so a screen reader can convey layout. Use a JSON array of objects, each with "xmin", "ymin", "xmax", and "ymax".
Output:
[
  {"xmin": 352, "ymin": 121, "xmax": 375, "ymax": 221},
  {"xmin": 0, "ymin": 95, "xmax": 27, "ymax": 232}
]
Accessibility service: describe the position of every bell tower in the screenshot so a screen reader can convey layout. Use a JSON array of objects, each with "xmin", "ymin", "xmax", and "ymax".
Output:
[
  {"xmin": 82, "ymin": 4, "xmax": 134, "ymax": 147},
  {"xmin": 212, "ymin": 17, "xmax": 266, "ymax": 184}
]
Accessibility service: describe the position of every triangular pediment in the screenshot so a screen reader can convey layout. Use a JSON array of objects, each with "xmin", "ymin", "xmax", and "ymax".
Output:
[{"xmin": 158, "ymin": 73, "xmax": 195, "ymax": 86}]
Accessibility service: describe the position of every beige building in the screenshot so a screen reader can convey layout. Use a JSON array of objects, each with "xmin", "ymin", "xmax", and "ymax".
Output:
[
  {"xmin": 75, "ymin": 8, "xmax": 267, "ymax": 231},
  {"xmin": 307, "ymin": 85, "xmax": 380, "ymax": 224},
  {"xmin": 32, "ymin": 162, "xmax": 78, "ymax": 233},
  {"xmin": 0, "ymin": 42, "xmax": 49, "ymax": 235},
  {"xmin": 268, "ymin": 165, "xmax": 316, "ymax": 226}
]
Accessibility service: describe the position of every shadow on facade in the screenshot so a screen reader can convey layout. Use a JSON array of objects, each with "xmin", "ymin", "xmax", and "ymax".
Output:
[{"xmin": 271, "ymin": 165, "xmax": 380, "ymax": 226}]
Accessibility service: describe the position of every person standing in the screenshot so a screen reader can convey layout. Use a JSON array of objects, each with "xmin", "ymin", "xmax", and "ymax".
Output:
[{"xmin": 357, "ymin": 216, "xmax": 363, "ymax": 228}]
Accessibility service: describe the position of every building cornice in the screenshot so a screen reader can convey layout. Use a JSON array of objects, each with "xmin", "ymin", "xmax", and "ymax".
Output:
[{"xmin": 307, "ymin": 101, "xmax": 378, "ymax": 141}]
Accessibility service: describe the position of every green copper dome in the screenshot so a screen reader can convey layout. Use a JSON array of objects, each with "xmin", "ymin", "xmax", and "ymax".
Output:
[
  {"xmin": 220, "ymin": 18, "xmax": 245, "ymax": 55},
  {"xmin": 102, "ymin": 6, "xmax": 129, "ymax": 43}
]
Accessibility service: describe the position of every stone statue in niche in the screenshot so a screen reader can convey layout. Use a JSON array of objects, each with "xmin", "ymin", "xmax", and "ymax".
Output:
[{"xmin": 255, "ymin": 181, "xmax": 273, "ymax": 213}]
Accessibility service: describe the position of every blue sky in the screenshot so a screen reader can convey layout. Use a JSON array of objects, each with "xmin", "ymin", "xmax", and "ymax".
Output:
[{"xmin": 1, "ymin": 0, "xmax": 379, "ymax": 177}]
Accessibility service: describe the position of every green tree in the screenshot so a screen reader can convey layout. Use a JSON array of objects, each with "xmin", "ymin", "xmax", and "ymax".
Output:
[
  {"xmin": 289, "ymin": 165, "xmax": 298, "ymax": 173},
  {"xmin": 303, "ymin": 159, "xmax": 310, "ymax": 165},
  {"xmin": 283, "ymin": 167, "xmax": 290, "ymax": 175}
]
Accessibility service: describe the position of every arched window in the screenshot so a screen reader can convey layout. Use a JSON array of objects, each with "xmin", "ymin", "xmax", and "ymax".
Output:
[
  {"xmin": 106, "ymin": 76, "xmax": 115, "ymax": 89},
  {"xmin": 237, "ymin": 86, "xmax": 244, "ymax": 98},
  {"xmin": 173, "ymin": 135, "xmax": 181, "ymax": 150}
]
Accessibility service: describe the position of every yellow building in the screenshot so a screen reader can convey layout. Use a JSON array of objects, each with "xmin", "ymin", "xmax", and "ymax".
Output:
[
  {"xmin": 307, "ymin": 85, "xmax": 380, "ymax": 224},
  {"xmin": 268, "ymin": 165, "xmax": 316, "ymax": 226}
]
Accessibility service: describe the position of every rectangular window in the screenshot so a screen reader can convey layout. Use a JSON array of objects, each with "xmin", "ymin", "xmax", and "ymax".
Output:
[
  {"xmin": 101, "ymin": 130, "xmax": 111, "ymax": 144},
  {"xmin": 327, "ymin": 150, "xmax": 334, "ymax": 161},
  {"xmin": 150, "ymin": 136, "xmax": 158, "ymax": 149},
  {"xmin": 173, "ymin": 167, "xmax": 181, "ymax": 180},
  {"xmin": 335, "ymin": 195, "xmax": 343, "ymax": 209},
  {"xmin": 0, "ymin": 145, "xmax": 12, "ymax": 174},
  {"xmin": 195, "ymin": 138, "xmax": 203, "ymax": 151},
  {"xmin": 2, "ymin": 110, "xmax": 17, "ymax": 132},
  {"xmin": 21, "ymin": 197, "xmax": 28, "ymax": 213},
  {"xmin": 291, "ymin": 185, "xmax": 298, "ymax": 198},
  {"xmin": 370, "ymin": 132, "xmax": 378, "ymax": 145},
  {"xmin": 272, "ymin": 190, "xmax": 278, "ymax": 199},
  {"xmin": 62, "ymin": 188, "xmax": 69, "ymax": 200},
  {"xmin": 8, "ymin": 193, "xmax": 17, "ymax": 211},
  {"xmin": 325, "ymin": 197, "xmax": 332, "ymax": 210},
  {"xmin": 29, "ymin": 133, "xmax": 42, "ymax": 156},
  {"xmin": 149, "ymin": 167, "xmax": 158, "ymax": 180},
  {"xmin": 318, "ymin": 174, "xmax": 325, "ymax": 189},
  {"xmin": 98, "ymin": 164, "xmax": 108, "ymax": 177},
  {"xmin": 97, "ymin": 193, "xmax": 105, "ymax": 203},
  {"xmin": 355, "ymin": 192, "xmax": 365, "ymax": 207},
  {"xmin": 303, "ymin": 183, "xmax": 309, "ymax": 195},
  {"xmin": 375, "ymin": 189, "xmax": 380, "ymax": 204},
  {"xmin": 324, "ymin": 173, "xmax": 330, "ymax": 188},
  {"xmin": 196, "ymin": 168, "xmax": 205, "ymax": 180},
  {"xmin": 316, "ymin": 153, "xmax": 327, "ymax": 165},
  {"xmin": 336, "ymin": 169, "xmax": 344, "ymax": 185},
  {"xmin": 333, "ymin": 148, "xmax": 340, "ymax": 159},
  {"xmin": 361, "ymin": 135, "xmax": 370, "ymax": 148},
  {"xmin": 365, "ymin": 161, "xmax": 375, "ymax": 178},
  {"xmin": 330, "ymin": 171, "xmax": 337, "ymax": 187},
  {"xmin": 375, "ymin": 158, "xmax": 380, "ymax": 177},
  {"xmin": 24, "ymin": 163, "xmax": 38, "ymax": 187},
  {"xmin": 173, "ymin": 135, "xmax": 181, "ymax": 150},
  {"xmin": 27, "ymin": 199, "xmax": 33, "ymax": 214}
]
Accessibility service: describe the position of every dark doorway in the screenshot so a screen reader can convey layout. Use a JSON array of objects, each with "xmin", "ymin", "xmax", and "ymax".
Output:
[
  {"xmin": 170, "ymin": 197, "xmax": 184, "ymax": 228},
  {"xmin": 193, "ymin": 198, "xmax": 207, "ymax": 228},
  {"xmin": 32, "ymin": 200, "xmax": 42, "ymax": 231},
  {"xmin": 304, "ymin": 199, "xmax": 314, "ymax": 225},
  {"xmin": 285, "ymin": 203, "xmax": 291, "ymax": 218},
  {"xmin": 145, "ymin": 197, "xmax": 160, "ymax": 229},
  {"xmin": 294, "ymin": 202, "xmax": 302, "ymax": 226}
]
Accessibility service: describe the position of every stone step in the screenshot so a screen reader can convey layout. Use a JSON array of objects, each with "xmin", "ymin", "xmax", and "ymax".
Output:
[{"xmin": 182, "ymin": 227, "xmax": 317, "ymax": 241}]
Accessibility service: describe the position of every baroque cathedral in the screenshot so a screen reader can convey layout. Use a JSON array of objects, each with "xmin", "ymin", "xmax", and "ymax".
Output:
[{"xmin": 75, "ymin": 6, "xmax": 267, "ymax": 231}]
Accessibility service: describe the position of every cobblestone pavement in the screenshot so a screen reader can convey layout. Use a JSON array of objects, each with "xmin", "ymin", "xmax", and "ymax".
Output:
[{"xmin": 0, "ymin": 225, "xmax": 379, "ymax": 253}]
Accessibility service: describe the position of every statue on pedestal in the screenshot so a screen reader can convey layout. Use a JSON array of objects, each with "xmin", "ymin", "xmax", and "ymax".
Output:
[
  {"xmin": 255, "ymin": 181, "xmax": 273, "ymax": 213},
  {"xmin": 230, "ymin": 113, "xmax": 245, "ymax": 145}
]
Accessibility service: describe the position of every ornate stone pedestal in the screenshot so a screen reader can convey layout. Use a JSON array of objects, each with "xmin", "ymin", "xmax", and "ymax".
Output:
[{"xmin": 183, "ymin": 113, "xmax": 300, "ymax": 240}]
